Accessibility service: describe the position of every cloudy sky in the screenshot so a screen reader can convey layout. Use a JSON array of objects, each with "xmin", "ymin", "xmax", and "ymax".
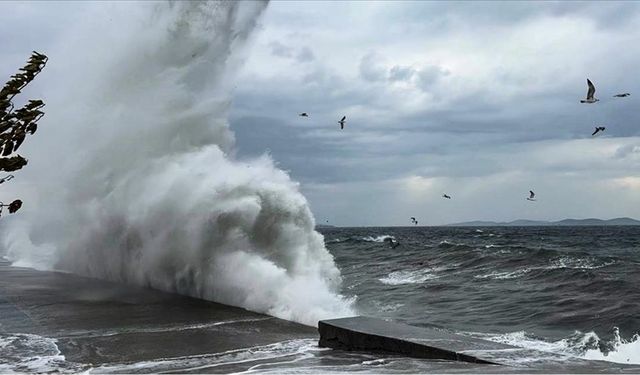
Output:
[
  {"xmin": 3, "ymin": 1, "xmax": 640, "ymax": 226},
  {"xmin": 230, "ymin": 1, "xmax": 640, "ymax": 226}
]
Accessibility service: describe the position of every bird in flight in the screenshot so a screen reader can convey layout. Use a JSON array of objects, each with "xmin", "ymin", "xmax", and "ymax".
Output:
[
  {"xmin": 410, "ymin": 217, "xmax": 418, "ymax": 225},
  {"xmin": 338, "ymin": 116, "xmax": 346, "ymax": 129},
  {"xmin": 442, "ymin": 194, "xmax": 451, "ymax": 199},
  {"xmin": 592, "ymin": 126, "xmax": 606, "ymax": 136},
  {"xmin": 580, "ymin": 79, "xmax": 599, "ymax": 103},
  {"xmin": 299, "ymin": 112, "xmax": 309, "ymax": 117},
  {"xmin": 613, "ymin": 93, "xmax": 630, "ymax": 98},
  {"xmin": 527, "ymin": 190, "xmax": 536, "ymax": 201}
]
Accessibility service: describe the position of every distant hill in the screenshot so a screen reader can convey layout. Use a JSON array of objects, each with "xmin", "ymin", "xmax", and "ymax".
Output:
[
  {"xmin": 316, "ymin": 224, "xmax": 336, "ymax": 228},
  {"xmin": 446, "ymin": 217, "xmax": 640, "ymax": 227}
]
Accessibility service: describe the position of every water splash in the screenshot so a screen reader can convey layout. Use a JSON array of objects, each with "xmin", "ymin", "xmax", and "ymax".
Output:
[
  {"xmin": 379, "ymin": 269, "xmax": 439, "ymax": 285},
  {"xmin": 2, "ymin": 1, "xmax": 353, "ymax": 326},
  {"xmin": 472, "ymin": 327, "xmax": 640, "ymax": 365},
  {"xmin": 583, "ymin": 327, "xmax": 640, "ymax": 365},
  {"xmin": 0, "ymin": 334, "xmax": 82, "ymax": 373}
]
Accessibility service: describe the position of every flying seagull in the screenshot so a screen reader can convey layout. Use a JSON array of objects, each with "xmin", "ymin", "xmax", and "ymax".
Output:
[
  {"xmin": 299, "ymin": 112, "xmax": 309, "ymax": 117},
  {"xmin": 580, "ymin": 79, "xmax": 599, "ymax": 103},
  {"xmin": 442, "ymin": 194, "xmax": 451, "ymax": 199},
  {"xmin": 410, "ymin": 217, "xmax": 418, "ymax": 225},
  {"xmin": 527, "ymin": 190, "xmax": 536, "ymax": 201},
  {"xmin": 613, "ymin": 93, "xmax": 630, "ymax": 98},
  {"xmin": 592, "ymin": 126, "xmax": 606, "ymax": 136},
  {"xmin": 338, "ymin": 116, "xmax": 346, "ymax": 129}
]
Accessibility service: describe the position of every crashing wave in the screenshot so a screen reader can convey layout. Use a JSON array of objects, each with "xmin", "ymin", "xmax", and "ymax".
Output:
[{"xmin": 1, "ymin": 1, "xmax": 353, "ymax": 326}]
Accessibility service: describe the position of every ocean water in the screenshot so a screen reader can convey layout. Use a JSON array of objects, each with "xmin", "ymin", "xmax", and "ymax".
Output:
[
  {"xmin": 320, "ymin": 225, "xmax": 640, "ymax": 367},
  {"xmin": 2, "ymin": 227, "xmax": 640, "ymax": 373}
]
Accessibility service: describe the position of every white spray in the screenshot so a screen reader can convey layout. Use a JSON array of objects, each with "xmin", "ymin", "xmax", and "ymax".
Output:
[{"xmin": 1, "ymin": 1, "xmax": 354, "ymax": 326}]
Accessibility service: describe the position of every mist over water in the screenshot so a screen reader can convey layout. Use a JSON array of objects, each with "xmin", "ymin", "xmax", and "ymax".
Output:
[{"xmin": 1, "ymin": 1, "xmax": 354, "ymax": 326}]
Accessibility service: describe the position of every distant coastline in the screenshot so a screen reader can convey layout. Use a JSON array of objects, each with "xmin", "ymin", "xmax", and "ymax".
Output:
[
  {"xmin": 316, "ymin": 224, "xmax": 336, "ymax": 228},
  {"xmin": 445, "ymin": 217, "xmax": 640, "ymax": 227}
]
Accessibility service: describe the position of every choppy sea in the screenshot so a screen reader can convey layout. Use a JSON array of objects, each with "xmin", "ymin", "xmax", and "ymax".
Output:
[
  {"xmin": 2, "ymin": 226, "xmax": 639, "ymax": 373},
  {"xmin": 320, "ymin": 226, "xmax": 640, "ymax": 368}
]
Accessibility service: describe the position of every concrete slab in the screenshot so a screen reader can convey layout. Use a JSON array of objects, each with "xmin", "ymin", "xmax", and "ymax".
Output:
[
  {"xmin": 0, "ymin": 261, "xmax": 317, "ymax": 366},
  {"xmin": 319, "ymin": 316, "xmax": 517, "ymax": 364}
]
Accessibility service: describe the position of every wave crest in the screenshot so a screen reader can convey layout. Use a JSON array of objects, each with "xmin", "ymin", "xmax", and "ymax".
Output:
[{"xmin": 2, "ymin": 1, "xmax": 353, "ymax": 326}]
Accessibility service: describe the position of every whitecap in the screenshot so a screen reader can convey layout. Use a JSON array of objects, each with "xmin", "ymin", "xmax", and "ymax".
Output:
[
  {"xmin": 361, "ymin": 235, "xmax": 395, "ymax": 243},
  {"xmin": 371, "ymin": 301, "xmax": 405, "ymax": 312},
  {"xmin": 0, "ymin": 333, "xmax": 83, "ymax": 373},
  {"xmin": 438, "ymin": 240, "xmax": 468, "ymax": 247},
  {"xmin": 379, "ymin": 270, "xmax": 439, "ymax": 285},
  {"xmin": 474, "ymin": 268, "xmax": 531, "ymax": 280},
  {"xmin": 362, "ymin": 359, "xmax": 387, "ymax": 366},
  {"xmin": 547, "ymin": 257, "xmax": 615, "ymax": 270},
  {"xmin": 467, "ymin": 327, "xmax": 640, "ymax": 365}
]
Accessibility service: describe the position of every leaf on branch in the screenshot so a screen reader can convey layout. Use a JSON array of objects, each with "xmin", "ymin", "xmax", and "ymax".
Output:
[
  {"xmin": 26, "ymin": 123, "xmax": 37, "ymax": 134},
  {"xmin": 0, "ymin": 155, "xmax": 28, "ymax": 172},
  {"xmin": 1, "ymin": 140, "xmax": 14, "ymax": 156},
  {"xmin": 8, "ymin": 199, "xmax": 22, "ymax": 214}
]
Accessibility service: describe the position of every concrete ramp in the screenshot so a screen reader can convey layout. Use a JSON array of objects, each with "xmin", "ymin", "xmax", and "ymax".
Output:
[
  {"xmin": 0, "ymin": 260, "xmax": 317, "ymax": 367},
  {"xmin": 319, "ymin": 316, "xmax": 515, "ymax": 365}
]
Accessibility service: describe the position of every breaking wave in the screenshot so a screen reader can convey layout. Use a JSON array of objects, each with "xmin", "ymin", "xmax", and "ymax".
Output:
[
  {"xmin": 1, "ymin": 2, "xmax": 353, "ymax": 326},
  {"xmin": 474, "ymin": 268, "xmax": 532, "ymax": 280},
  {"xmin": 0, "ymin": 334, "xmax": 82, "ymax": 373},
  {"xmin": 473, "ymin": 327, "xmax": 640, "ymax": 365},
  {"xmin": 583, "ymin": 328, "xmax": 640, "ymax": 365},
  {"xmin": 361, "ymin": 235, "xmax": 395, "ymax": 243},
  {"xmin": 324, "ymin": 235, "xmax": 395, "ymax": 244},
  {"xmin": 547, "ymin": 256, "xmax": 615, "ymax": 270},
  {"xmin": 379, "ymin": 269, "xmax": 439, "ymax": 285}
]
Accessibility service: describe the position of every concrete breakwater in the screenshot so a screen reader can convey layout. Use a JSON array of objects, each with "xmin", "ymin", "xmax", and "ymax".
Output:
[{"xmin": 319, "ymin": 316, "xmax": 512, "ymax": 365}]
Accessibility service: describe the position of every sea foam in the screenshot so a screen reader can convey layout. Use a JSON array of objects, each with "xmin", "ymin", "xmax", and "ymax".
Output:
[{"xmin": 1, "ymin": 1, "xmax": 353, "ymax": 326}]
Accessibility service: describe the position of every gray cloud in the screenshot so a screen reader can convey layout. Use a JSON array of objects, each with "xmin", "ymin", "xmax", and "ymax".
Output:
[
  {"xmin": 268, "ymin": 41, "xmax": 315, "ymax": 63},
  {"xmin": 268, "ymin": 41, "xmax": 294, "ymax": 58},
  {"xmin": 359, "ymin": 52, "xmax": 387, "ymax": 82},
  {"xmin": 387, "ymin": 64, "xmax": 449, "ymax": 88},
  {"xmin": 296, "ymin": 46, "xmax": 315, "ymax": 63},
  {"xmin": 614, "ymin": 144, "xmax": 640, "ymax": 159},
  {"xmin": 388, "ymin": 65, "xmax": 414, "ymax": 82},
  {"xmin": 417, "ymin": 65, "xmax": 449, "ymax": 90}
]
